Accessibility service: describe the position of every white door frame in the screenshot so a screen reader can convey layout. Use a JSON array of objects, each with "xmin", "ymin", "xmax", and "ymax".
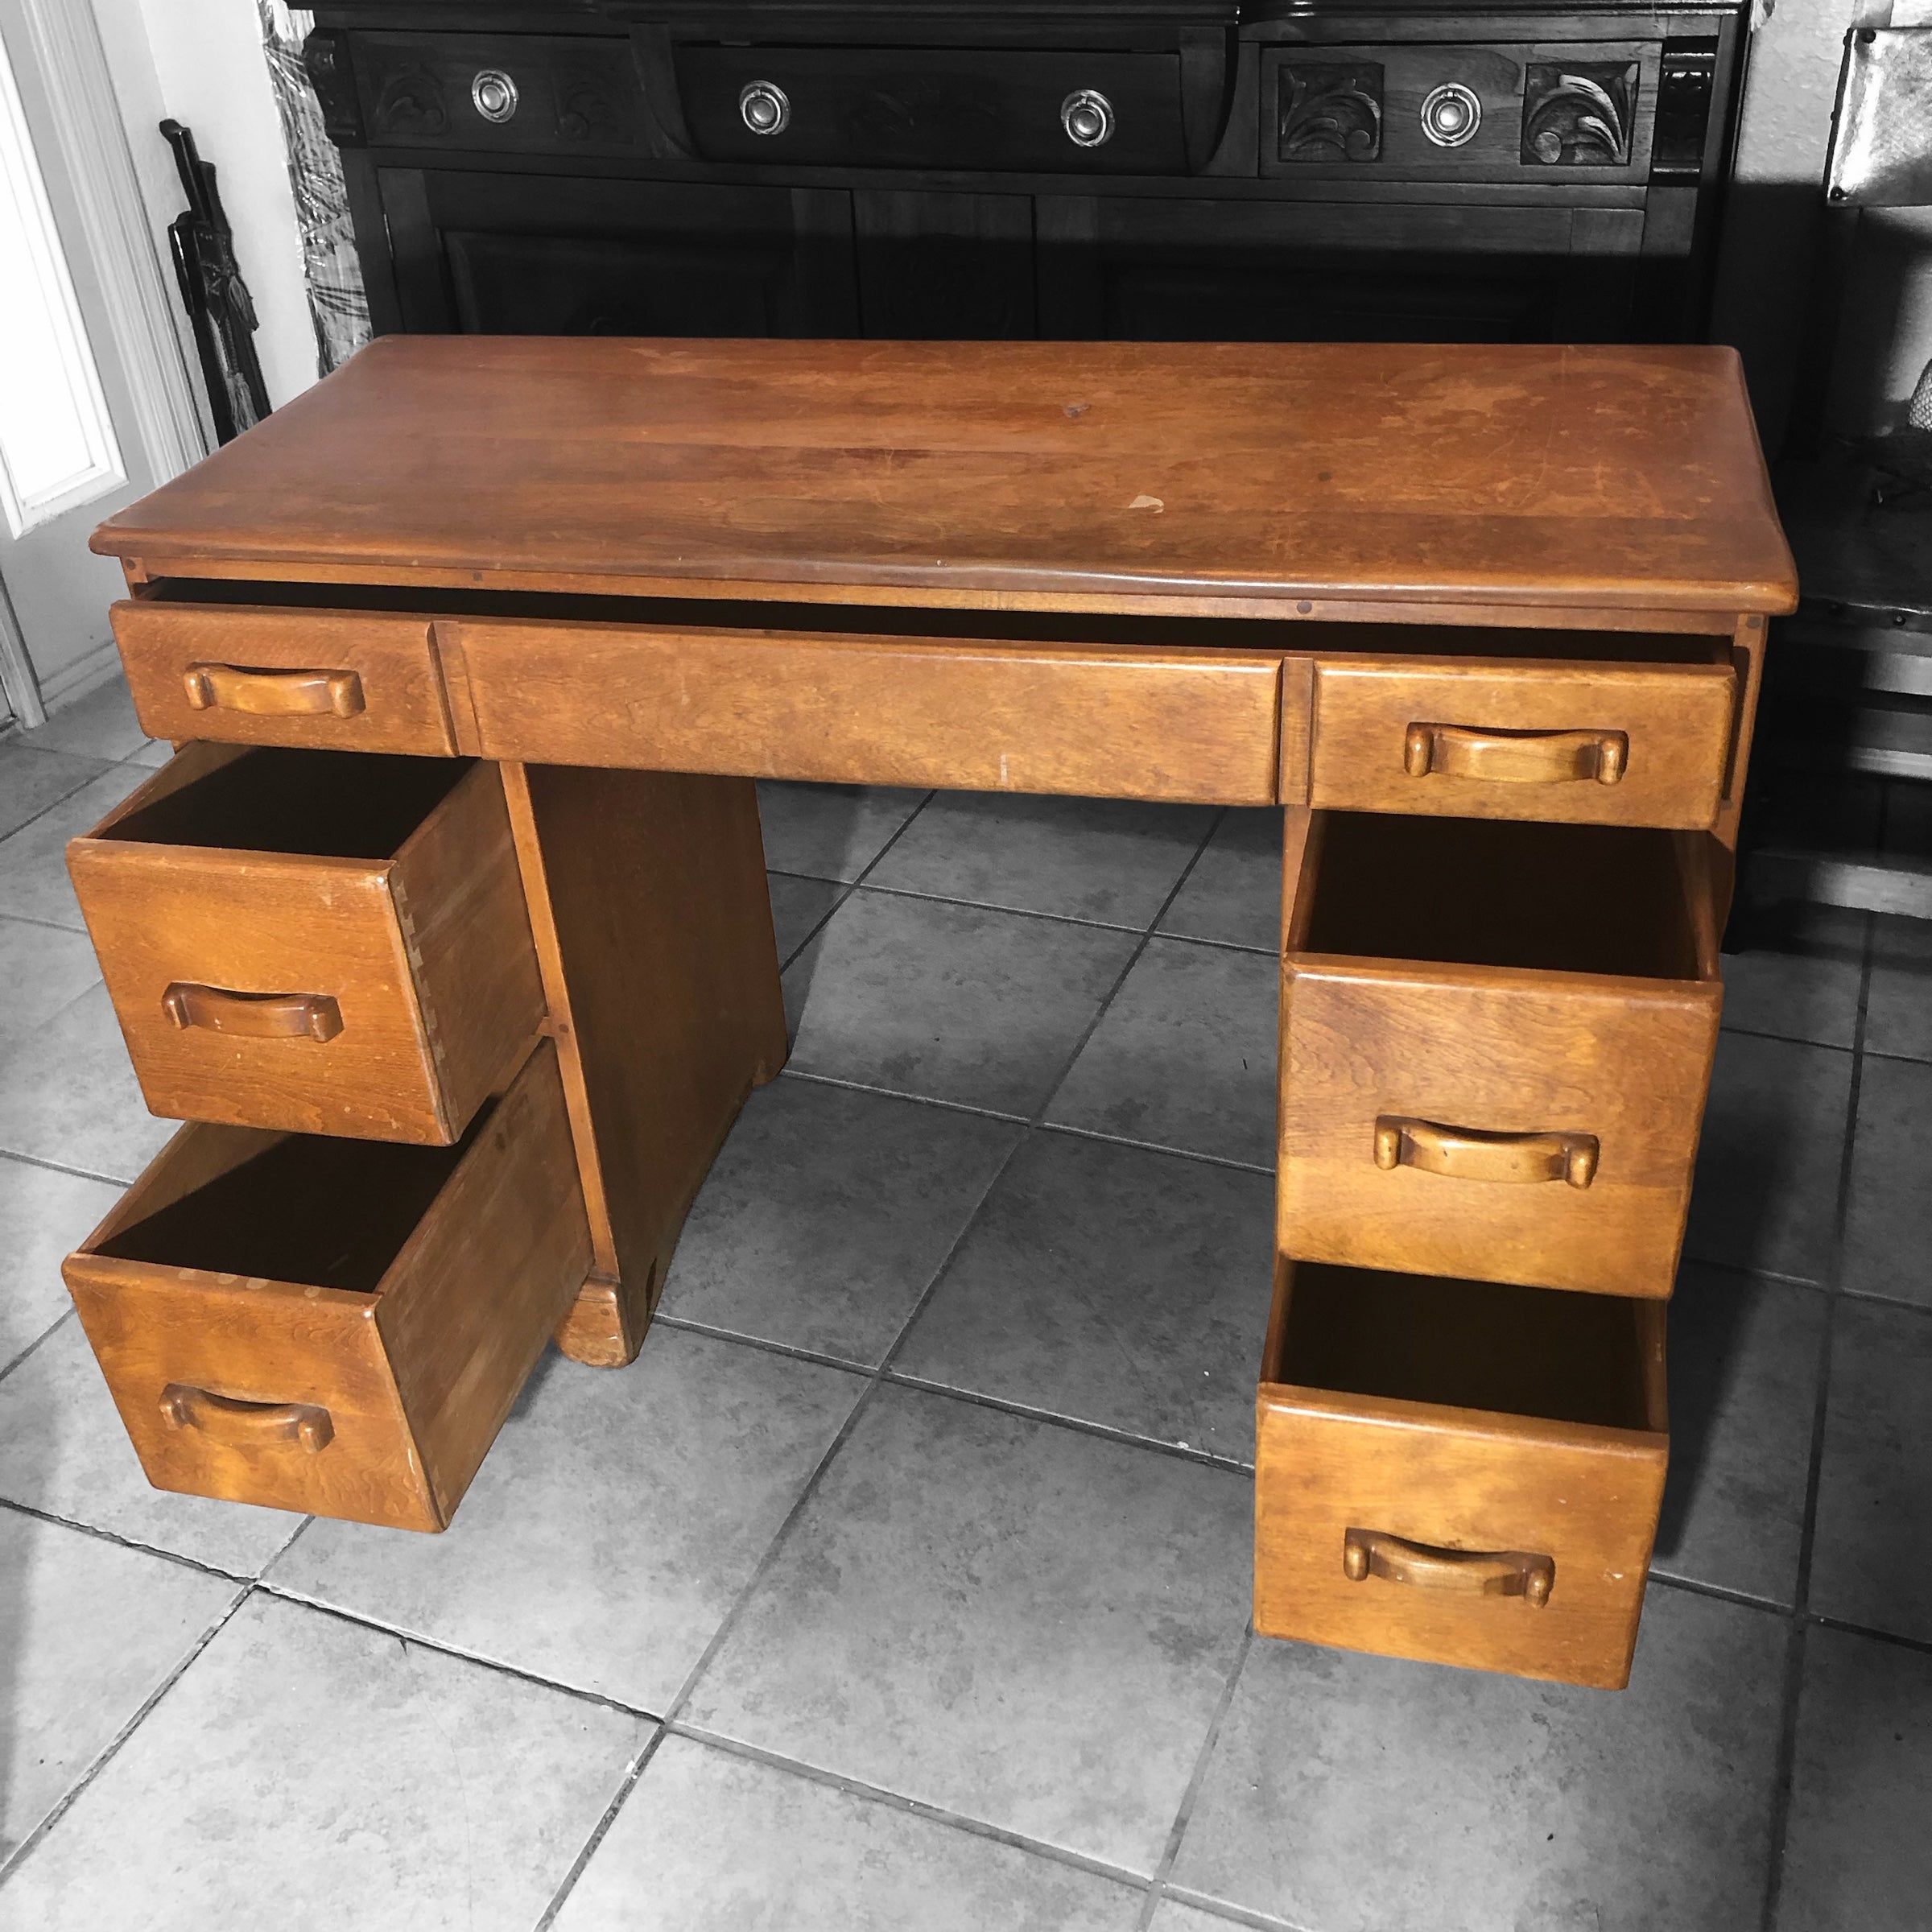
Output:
[{"xmin": 0, "ymin": 0, "xmax": 208, "ymax": 726}]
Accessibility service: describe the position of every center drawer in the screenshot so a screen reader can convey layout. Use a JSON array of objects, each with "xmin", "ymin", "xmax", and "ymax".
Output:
[
  {"xmin": 1255, "ymin": 1259, "xmax": 1667, "ymax": 1690},
  {"xmin": 1278, "ymin": 808, "xmax": 1723, "ymax": 1298},
  {"xmin": 68, "ymin": 745, "xmax": 546, "ymax": 1145},
  {"xmin": 63, "ymin": 1039, "xmax": 592, "ymax": 1533}
]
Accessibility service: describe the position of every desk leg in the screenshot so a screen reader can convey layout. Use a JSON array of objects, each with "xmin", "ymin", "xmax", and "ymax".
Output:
[{"xmin": 502, "ymin": 763, "xmax": 788, "ymax": 1367}]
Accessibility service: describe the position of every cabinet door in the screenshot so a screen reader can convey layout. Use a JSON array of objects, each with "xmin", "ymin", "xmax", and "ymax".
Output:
[
  {"xmin": 1036, "ymin": 196, "xmax": 1640, "ymax": 344},
  {"xmin": 853, "ymin": 191, "xmax": 1035, "ymax": 339},
  {"xmin": 378, "ymin": 169, "xmax": 858, "ymax": 337}
]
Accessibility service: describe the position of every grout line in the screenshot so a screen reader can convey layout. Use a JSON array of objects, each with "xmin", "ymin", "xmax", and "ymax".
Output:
[
  {"xmin": 0, "ymin": 908, "xmax": 91, "ymax": 938},
  {"xmin": 1036, "ymin": 1119, "xmax": 1275, "ymax": 1178},
  {"xmin": 648, "ymin": 1310, "xmax": 874, "ymax": 1377},
  {"xmin": 1644, "ymin": 1568, "xmax": 1800, "ymax": 1618},
  {"xmin": 530, "ymin": 1727, "xmax": 671, "ymax": 1932},
  {"xmin": 0, "ymin": 1492, "xmax": 263, "ymax": 1587},
  {"xmin": 841, "ymin": 876, "xmax": 1154, "ymax": 938},
  {"xmin": 1138, "ymin": 1624, "xmax": 1255, "ymax": 1930},
  {"xmin": 1834, "ymin": 1282, "xmax": 1932, "ymax": 1320},
  {"xmin": 1678, "ymin": 1253, "xmax": 1831, "ymax": 1298},
  {"xmin": 1757, "ymin": 900, "xmax": 1872, "ymax": 1932},
  {"xmin": 661, "ymin": 1723, "xmax": 1162, "ymax": 1893},
  {"xmin": 0, "ymin": 1145, "xmax": 134, "ymax": 1190},
  {"xmin": 1158, "ymin": 1881, "xmax": 1311, "ymax": 1932},
  {"xmin": 0, "ymin": 1580, "xmax": 251, "ymax": 1887},
  {"xmin": 1717, "ymin": 1022, "xmax": 1858, "ymax": 1055},
  {"xmin": 0, "ymin": 1306, "xmax": 75, "ymax": 1387},
  {"xmin": 881, "ymin": 1370, "xmax": 1255, "ymax": 1476},
  {"xmin": 775, "ymin": 1066, "xmax": 1028, "ymax": 1126},
  {"xmin": 844, "ymin": 791, "xmax": 937, "ymax": 890},
  {"xmin": 1804, "ymin": 1612, "xmax": 1932, "ymax": 1659},
  {"xmin": 1855, "ymin": 1043, "xmax": 1932, "ymax": 1071}
]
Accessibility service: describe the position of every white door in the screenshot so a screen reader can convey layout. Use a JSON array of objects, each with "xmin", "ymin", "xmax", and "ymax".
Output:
[{"xmin": 0, "ymin": 0, "xmax": 204, "ymax": 726}]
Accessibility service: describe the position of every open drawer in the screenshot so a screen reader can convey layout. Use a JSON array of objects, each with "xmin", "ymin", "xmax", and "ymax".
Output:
[
  {"xmin": 63, "ymin": 1039, "xmax": 591, "ymax": 1532},
  {"xmin": 1255, "ymin": 1260, "xmax": 1668, "ymax": 1690},
  {"xmin": 68, "ymin": 745, "xmax": 545, "ymax": 1145},
  {"xmin": 1278, "ymin": 809, "xmax": 1723, "ymax": 1298}
]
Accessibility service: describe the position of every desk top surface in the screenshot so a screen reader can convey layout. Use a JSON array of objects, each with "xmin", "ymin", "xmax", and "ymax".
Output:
[{"xmin": 95, "ymin": 336, "xmax": 1798, "ymax": 620}]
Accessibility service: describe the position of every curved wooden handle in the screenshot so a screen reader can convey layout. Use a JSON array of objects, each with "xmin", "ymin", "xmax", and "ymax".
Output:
[
  {"xmin": 162, "ymin": 983, "xmax": 344, "ymax": 1043},
  {"xmin": 1404, "ymin": 722, "xmax": 1628, "ymax": 786},
  {"xmin": 1374, "ymin": 1116, "xmax": 1598, "ymax": 1189},
  {"xmin": 160, "ymin": 1385, "xmax": 334, "ymax": 1455},
  {"xmin": 1344, "ymin": 1528, "xmax": 1554, "ymax": 1606},
  {"xmin": 182, "ymin": 663, "xmax": 365, "ymax": 719}
]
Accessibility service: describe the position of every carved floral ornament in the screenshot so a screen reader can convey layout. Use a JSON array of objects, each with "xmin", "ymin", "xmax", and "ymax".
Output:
[{"xmin": 1278, "ymin": 61, "xmax": 1384, "ymax": 163}]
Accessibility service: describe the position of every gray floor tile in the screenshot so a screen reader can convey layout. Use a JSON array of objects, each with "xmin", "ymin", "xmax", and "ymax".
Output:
[
  {"xmin": 124, "ymin": 737, "xmax": 170, "ymax": 769},
  {"xmin": 1684, "ymin": 1032, "xmax": 1853, "ymax": 1285},
  {"xmin": 0, "ymin": 983, "xmax": 172, "ymax": 1183},
  {"xmin": 1170, "ymin": 1584, "xmax": 1786, "ymax": 1932},
  {"xmin": 272, "ymin": 1331, "xmax": 862, "ymax": 1712},
  {"xmin": 1719, "ymin": 902, "xmax": 1867, "ymax": 1050},
  {"xmin": 767, "ymin": 872, "xmax": 847, "ymax": 966},
  {"xmin": 895, "ymin": 1132, "xmax": 1274, "ymax": 1462},
  {"xmin": 685, "ymin": 1384, "xmax": 1253, "ymax": 1874},
  {"xmin": 1157, "ymin": 807, "xmax": 1282, "ymax": 953},
  {"xmin": 0, "ymin": 918, "xmax": 102, "ymax": 1049},
  {"xmin": 866, "ymin": 790, "xmax": 1213, "ymax": 930},
  {"xmin": 1147, "ymin": 1903, "xmax": 1248, "ymax": 1932},
  {"xmin": 1774, "ymin": 1625, "xmax": 1932, "ymax": 1932},
  {"xmin": 1866, "ymin": 914, "xmax": 1932, "ymax": 1062},
  {"xmin": 0, "ymin": 1317, "xmax": 303, "ymax": 1578},
  {"xmin": 0, "ymin": 1591, "xmax": 646, "ymax": 1931},
  {"xmin": 0, "ymin": 1509, "xmax": 237, "ymax": 1859},
  {"xmin": 785, "ymin": 891, "xmax": 1137, "ymax": 1116},
  {"xmin": 758, "ymin": 781, "xmax": 928, "ymax": 881},
  {"xmin": 0, "ymin": 1157, "xmax": 120, "ymax": 1371},
  {"xmin": 1651, "ymin": 1265, "xmax": 1827, "ymax": 1607},
  {"xmin": 1047, "ymin": 939, "xmax": 1277, "ymax": 1169},
  {"xmin": 14, "ymin": 677, "xmax": 149, "ymax": 764},
  {"xmin": 1843, "ymin": 1054, "xmax": 1932, "ymax": 1310},
  {"xmin": 0, "ymin": 745, "xmax": 109, "ymax": 842},
  {"xmin": 554, "ymin": 1735, "xmax": 1146, "ymax": 1931},
  {"xmin": 660, "ymin": 1077, "xmax": 1019, "ymax": 1366},
  {"xmin": 0, "ymin": 763, "xmax": 152, "ymax": 932},
  {"xmin": 1809, "ymin": 1297, "xmax": 1932, "ymax": 1643}
]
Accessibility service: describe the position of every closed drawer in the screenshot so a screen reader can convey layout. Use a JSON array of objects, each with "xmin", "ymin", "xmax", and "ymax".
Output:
[
  {"xmin": 1255, "ymin": 1260, "xmax": 1667, "ymax": 1689},
  {"xmin": 1279, "ymin": 809, "xmax": 1722, "ymax": 1298},
  {"xmin": 113, "ymin": 601, "xmax": 455, "ymax": 755},
  {"xmin": 63, "ymin": 1040, "xmax": 591, "ymax": 1532},
  {"xmin": 677, "ymin": 47, "xmax": 1187, "ymax": 175},
  {"xmin": 1309, "ymin": 652, "xmax": 1736, "ymax": 829},
  {"xmin": 68, "ymin": 745, "xmax": 545, "ymax": 1145},
  {"xmin": 443, "ymin": 617, "xmax": 1285, "ymax": 804}
]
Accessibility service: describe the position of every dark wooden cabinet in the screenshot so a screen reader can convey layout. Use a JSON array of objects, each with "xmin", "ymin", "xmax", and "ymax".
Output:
[{"xmin": 374, "ymin": 170, "xmax": 859, "ymax": 336}]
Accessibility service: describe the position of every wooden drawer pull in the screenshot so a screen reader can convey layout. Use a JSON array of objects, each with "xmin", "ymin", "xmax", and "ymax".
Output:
[
  {"xmin": 182, "ymin": 663, "xmax": 365, "ymax": 719},
  {"xmin": 159, "ymin": 1384, "xmax": 334, "ymax": 1455},
  {"xmin": 1403, "ymin": 722, "xmax": 1629, "ymax": 786},
  {"xmin": 1344, "ymin": 1528, "xmax": 1554, "ymax": 1606},
  {"xmin": 162, "ymin": 983, "xmax": 345, "ymax": 1043},
  {"xmin": 1374, "ymin": 1116, "xmax": 1599, "ymax": 1190}
]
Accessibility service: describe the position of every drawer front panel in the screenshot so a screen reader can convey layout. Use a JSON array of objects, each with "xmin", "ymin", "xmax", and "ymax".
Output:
[
  {"xmin": 1309, "ymin": 656, "xmax": 1736, "ymax": 828},
  {"xmin": 1279, "ymin": 963, "xmax": 1718, "ymax": 1296},
  {"xmin": 1255, "ymin": 1385, "xmax": 1666, "ymax": 1689},
  {"xmin": 445, "ymin": 619, "xmax": 1286, "ymax": 804},
  {"xmin": 113, "ymin": 603, "xmax": 454, "ymax": 755},
  {"xmin": 64, "ymin": 1042, "xmax": 590, "ymax": 1532},
  {"xmin": 68, "ymin": 755, "xmax": 543, "ymax": 1144}
]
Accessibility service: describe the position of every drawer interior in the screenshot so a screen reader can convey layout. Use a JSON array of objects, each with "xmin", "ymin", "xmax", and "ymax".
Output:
[
  {"xmin": 1294, "ymin": 813, "xmax": 1704, "ymax": 981},
  {"xmin": 104, "ymin": 748, "xmax": 469, "ymax": 861},
  {"xmin": 1265, "ymin": 1261, "xmax": 1662, "ymax": 1435},
  {"xmin": 93, "ymin": 1111, "xmax": 491, "ymax": 1292}
]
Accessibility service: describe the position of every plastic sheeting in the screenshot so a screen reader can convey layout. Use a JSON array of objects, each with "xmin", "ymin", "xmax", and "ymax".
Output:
[{"xmin": 259, "ymin": 2, "xmax": 369, "ymax": 376}]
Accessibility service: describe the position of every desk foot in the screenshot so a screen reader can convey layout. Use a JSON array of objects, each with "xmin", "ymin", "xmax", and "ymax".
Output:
[{"xmin": 502, "ymin": 762, "xmax": 787, "ymax": 1368}]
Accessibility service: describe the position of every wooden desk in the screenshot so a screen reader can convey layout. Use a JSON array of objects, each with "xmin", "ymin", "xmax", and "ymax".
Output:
[{"xmin": 64, "ymin": 337, "xmax": 1795, "ymax": 1690}]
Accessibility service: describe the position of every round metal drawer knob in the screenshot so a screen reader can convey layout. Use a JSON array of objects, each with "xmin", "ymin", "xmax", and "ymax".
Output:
[
  {"xmin": 1061, "ymin": 89, "xmax": 1115, "ymax": 148},
  {"xmin": 1418, "ymin": 81, "xmax": 1481, "ymax": 148},
  {"xmin": 470, "ymin": 68, "xmax": 519, "ymax": 125},
  {"xmin": 739, "ymin": 81, "xmax": 791, "ymax": 136}
]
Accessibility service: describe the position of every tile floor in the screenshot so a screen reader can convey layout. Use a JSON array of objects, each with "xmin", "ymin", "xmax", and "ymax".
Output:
[{"xmin": 0, "ymin": 677, "xmax": 1926, "ymax": 1930}]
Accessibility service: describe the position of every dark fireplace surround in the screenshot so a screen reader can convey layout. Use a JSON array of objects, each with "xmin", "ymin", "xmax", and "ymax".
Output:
[{"xmin": 304, "ymin": 0, "xmax": 1748, "ymax": 347}]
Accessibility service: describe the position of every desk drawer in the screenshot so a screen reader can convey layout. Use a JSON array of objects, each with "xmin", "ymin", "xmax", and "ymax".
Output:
[
  {"xmin": 63, "ymin": 1041, "xmax": 591, "ymax": 1532},
  {"xmin": 1279, "ymin": 810, "xmax": 1722, "ymax": 1298},
  {"xmin": 440, "ymin": 617, "xmax": 1285, "ymax": 805},
  {"xmin": 1309, "ymin": 654, "xmax": 1736, "ymax": 828},
  {"xmin": 1255, "ymin": 1261, "xmax": 1667, "ymax": 1689},
  {"xmin": 113, "ymin": 602, "xmax": 454, "ymax": 756},
  {"xmin": 68, "ymin": 746, "xmax": 544, "ymax": 1145}
]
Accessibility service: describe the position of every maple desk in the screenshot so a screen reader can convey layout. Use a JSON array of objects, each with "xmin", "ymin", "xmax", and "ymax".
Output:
[{"xmin": 65, "ymin": 337, "xmax": 1795, "ymax": 1690}]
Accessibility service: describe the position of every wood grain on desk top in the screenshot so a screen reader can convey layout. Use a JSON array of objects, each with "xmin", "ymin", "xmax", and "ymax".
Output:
[{"xmin": 93, "ymin": 336, "xmax": 1798, "ymax": 617}]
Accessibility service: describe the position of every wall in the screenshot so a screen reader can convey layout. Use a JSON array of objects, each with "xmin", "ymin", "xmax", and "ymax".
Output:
[{"xmin": 94, "ymin": 0, "xmax": 319, "ymax": 412}]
